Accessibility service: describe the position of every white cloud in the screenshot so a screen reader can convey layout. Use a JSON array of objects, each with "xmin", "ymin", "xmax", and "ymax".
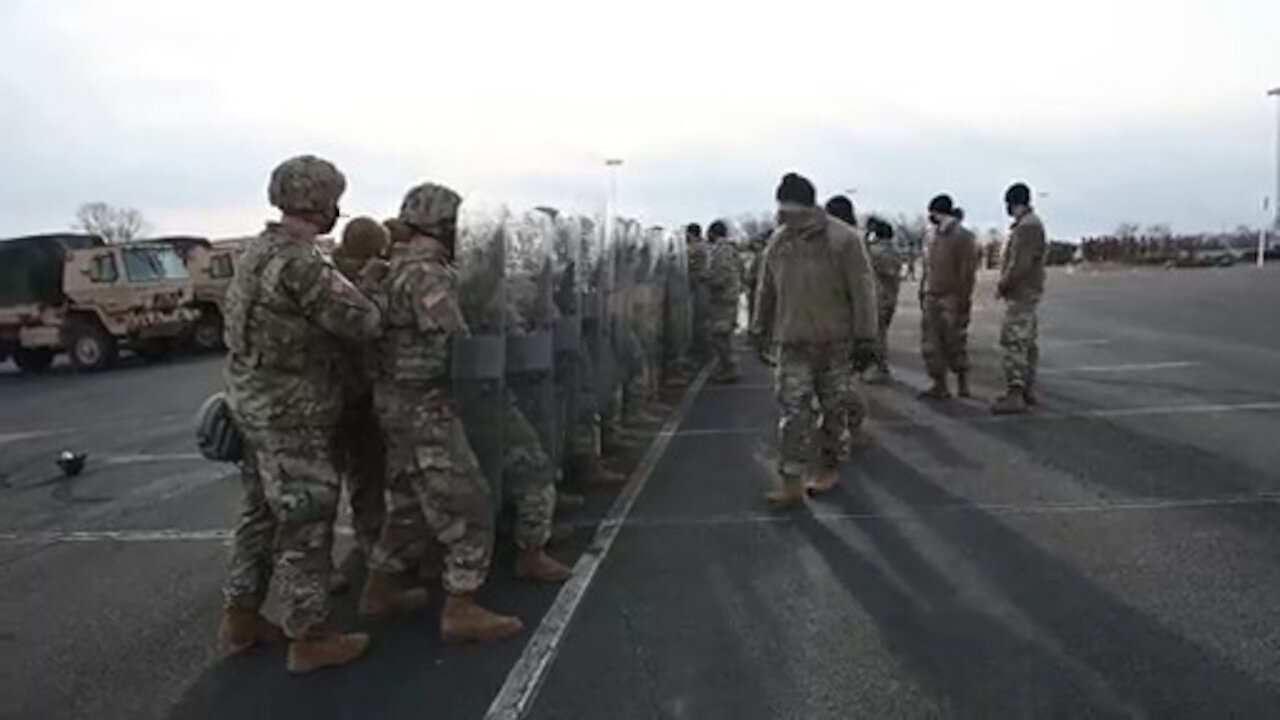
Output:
[{"xmin": 2, "ymin": 0, "xmax": 1278, "ymax": 238}]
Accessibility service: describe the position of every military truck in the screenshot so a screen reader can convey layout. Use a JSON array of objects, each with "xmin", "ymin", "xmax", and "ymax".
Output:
[
  {"xmin": 152, "ymin": 236, "xmax": 247, "ymax": 351},
  {"xmin": 0, "ymin": 233, "xmax": 200, "ymax": 373}
]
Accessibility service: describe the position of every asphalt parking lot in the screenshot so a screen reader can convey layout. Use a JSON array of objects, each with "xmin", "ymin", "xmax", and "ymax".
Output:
[{"xmin": 3, "ymin": 265, "xmax": 1279, "ymax": 719}]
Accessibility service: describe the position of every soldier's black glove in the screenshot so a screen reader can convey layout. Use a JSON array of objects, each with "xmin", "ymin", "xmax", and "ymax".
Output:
[{"xmin": 851, "ymin": 339, "xmax": 878, "ymax": 372}]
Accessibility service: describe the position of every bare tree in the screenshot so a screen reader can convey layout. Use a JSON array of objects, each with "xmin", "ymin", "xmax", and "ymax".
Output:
[
  {"xmin": 72, "ymin": 202, "xmax": 150, "ymax": 243},
  {"xmin": 1144, "ymin": 223, "xmax": 1172, "ymax": 238},
  {"xmin": 1114, "ymin": 222, "xmax": 1140, "ymax": 238}
]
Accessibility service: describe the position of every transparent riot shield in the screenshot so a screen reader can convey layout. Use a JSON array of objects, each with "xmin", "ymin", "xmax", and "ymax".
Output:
[
  {"xmin": 453, "ymin": 207, "xmax": 508, "ymax": 501},
  {"xmin": 505, "ymin": 209, "xmax": 558, "ymax": 487},
  {"xmin": 639, "ymin": 226, "xmax": 665, "ymax": 394},
  {"xmin": 593, "ymin": 216, "xmax": 620, "ymax": 430},
  {"xmin": 549, "ymin": 212, "xmax": 583, "ymax": 474},
  {"xmin": 664, "ymin": 228, "xmax": 692, "ymax": 380},
  {"xmin": 615, "ymin": 219, "xmax": 645, "ymax": 418}
]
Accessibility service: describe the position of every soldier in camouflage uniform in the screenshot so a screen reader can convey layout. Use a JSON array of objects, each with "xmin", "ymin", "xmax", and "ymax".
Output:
[
  {"xmin": 752, "ymin": 174, "xmax": 878, "ymax": 507},
  {"xmin": 705, "ymin": 220, "xmax": 742, "ymax": 382},
  {"xmin": 686, "ymin": 223, "xmax": 711, "ymax": 363},
  {"xmin": 327, "ymin": 217, "xmax": 391, "ymax": 592},
  {"xmin": 863, "ymin": 218, "xmax": 902, "ymax": 385},
  {"xmin": 918, "ymin": 194, "xmax": 979, "ymax": 400},
  {"xmin": 222, "ymin": 154, "xmax": 381, "ymax": 673},
  {"xmin": 218, "ymin": 448, "xmax": 285, "ymax": 654},
  {"xmin": 993, "ymin": 183, "xmax": 1048, "ymax": 415},
  {"xmin": 356, "ymin": 182, "xmax": 523, "ymax": 644}
]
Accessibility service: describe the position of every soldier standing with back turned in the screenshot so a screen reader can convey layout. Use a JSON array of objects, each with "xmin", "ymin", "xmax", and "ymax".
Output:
[
  {"xmin": 752, "ymin": 173, "xmax": 878, "ymax": 507},
  {"xmin": 705, "ymin": 220, "xmax": 742, "ymax": 382},
  {"xmin": 918, "ymin": 194, "xmax": 979, "ymax": 400},
  {"xmin": 864, "ymin": 217, "xmax": 902, "ymax": 385},
  {"xmin": 992, "ymin": 182, "xmax": 1047, "ymax": 415},
  {"xmin": 222, "ymin": 155, "xmax": 382, "ymax": 673}
]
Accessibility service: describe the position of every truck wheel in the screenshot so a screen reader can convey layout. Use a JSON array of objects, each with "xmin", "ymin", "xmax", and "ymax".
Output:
[
  {"xmin": 13, "ymin": 348, "xmax": 55, "ymax": 373},
  {"xmin": 193, "ymin": 314, "xmax": 224, "ymax": 352},
  {"xmin": 68, "ymin": 320, "xmax": 118, "ymax": 372}
]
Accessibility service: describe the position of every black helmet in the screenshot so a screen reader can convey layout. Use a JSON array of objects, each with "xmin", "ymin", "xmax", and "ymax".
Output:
[{"xmin": 195, "ymin": 392, "xmax": 244, "ymax": 463}]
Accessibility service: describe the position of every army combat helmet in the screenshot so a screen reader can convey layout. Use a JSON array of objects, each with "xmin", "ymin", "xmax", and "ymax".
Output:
[
  {"xmin": 268, "ymin": 155, "xmax": 346, "ymax": 216},
  {"xmin": 194, "ymin": 391, "xmax": 244, "ymax": 463},
  {"xmin": 399, "ymin": 182, "xmax": 462, "ymax": 238}
]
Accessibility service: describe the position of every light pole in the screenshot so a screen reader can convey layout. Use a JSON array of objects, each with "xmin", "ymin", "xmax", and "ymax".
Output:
[
  {"xmin": 604, "ymin": 158, "xmax": 623, "ymax": 249},
  {"xmin": 1265, "ymin": 88, "xmax": 1280, "ymax": 267}
]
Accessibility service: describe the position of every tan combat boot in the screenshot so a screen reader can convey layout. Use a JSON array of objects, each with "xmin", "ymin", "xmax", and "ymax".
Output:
[
  {"xmin": 357, "ymin": 570, "xmax": 429, "ymax": 620},
  {"xmin": 865, "ymin": 365, "xmax": 891, "ymax": 385},
  {"xmin": 217, "ymin": 604, "xmax": 285, "ymax": 654},
  {"xmin": 584, "ymin": 458, "xmax": 627, "ymax": 487},
  {"xmin": 515, "ymin": 548, "xmax": 573, "ymax": 583},
  {"xmin": 286, "ymin": 633, "xmax": 370, "ymax": 675},
  {"xmin": 440, "ymin": 594, "xmax": 524, "ymax": 644},
  {"xmin": 806, "ymin": 467, "xmax": 840, "ymax": 495},
  {"xmin": 765, "ymin": 475, "xmax": 806, "ymax": 510}
]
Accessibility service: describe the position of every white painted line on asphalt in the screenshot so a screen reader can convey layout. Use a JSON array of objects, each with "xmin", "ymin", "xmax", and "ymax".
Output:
[
  {"xmin": 0, "ymin": 430, "xmax": 59, "ymax": 446},
  {"xmin": 484, "ymin": 364, "xmax": 713, "ymax": 720},
  {"xmin": 0, "ymin": 525, "xmax": 356, "ymax": 545},
  {"xmin": 100, "ymin": 453, "xmax": 205, "ymax": 466},
  {"xmin": 672, "ymin": 400, "xmax": 1280, "ymax": 437},
  {"xmin": 1040, "ymin": 361, "xmax": 1198, "ymax": 375},
  {"xmin": 596, "ymin": 492, "xmax": 1280, "ymax": 529}
]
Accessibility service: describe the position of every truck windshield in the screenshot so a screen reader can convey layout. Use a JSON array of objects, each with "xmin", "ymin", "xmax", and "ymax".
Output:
[{"xmin": 122, "ymin": 248, "xmax": 189, "ymax": 282}]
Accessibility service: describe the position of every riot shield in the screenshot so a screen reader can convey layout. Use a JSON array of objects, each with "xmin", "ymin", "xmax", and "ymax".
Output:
[
  {"xmin": 549, "ymin": 211, "xmax": 583, "ymax": 475},
  {"xmin": 505, "ymin": 209, "xmax": 558, "ymax": 483},
  {"xmin": 453, "ymin": 207, "xmax": 508, "ymax": 501},
  {"xmin": 638, "ymin": 226, "xmax": 665, "ymax": 395},
  {"xmin": 663, "ymin": 228, "xmax": 692, "ymax": 381},
  {"xmin": 615, "ymin": 219, "xmax": 646, "ymax": 419}
]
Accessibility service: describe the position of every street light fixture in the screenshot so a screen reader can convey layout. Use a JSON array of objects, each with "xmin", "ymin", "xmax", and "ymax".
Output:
[
  {"xmin": 1264, "ymin": 88, "xmax": 1279, "ymax": 267},
  {"xmin": 604, "ymin": 158, "xmax": 624, "ymax": 250}
]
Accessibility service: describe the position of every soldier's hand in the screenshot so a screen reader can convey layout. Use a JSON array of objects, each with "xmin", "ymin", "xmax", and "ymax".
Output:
[{"xmin": 851, "ymin": 339, "xmax": 878, "ymax": 372}]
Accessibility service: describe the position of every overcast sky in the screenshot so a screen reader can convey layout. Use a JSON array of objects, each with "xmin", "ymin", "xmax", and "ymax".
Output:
[{"xmin": 2, "ymin": 0, "xmax": 1278, "ymax": 240}]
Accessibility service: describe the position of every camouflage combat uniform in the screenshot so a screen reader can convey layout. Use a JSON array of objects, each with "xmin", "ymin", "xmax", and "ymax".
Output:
[
  {"xmin": 331, "ymin": 254, "xmax": 388, "ymax": 558},
  {"xmin": 687, "ymin": 236, "xmax": 710, "ymax": 361},
  {"xmin": 366, "ymin": 186, "xmax": 495, "ymax": 596},
  {"xmin": 502, "ymin": 394, "xmax": 556, "ymax": 549},
  {"xmin": 919, "ymin": 220, "xmax": 979, "ymax": 381},
  {"xmin": 866, "ymin": 237, "xmax": 902, "ymax": 371},
  {"xmin": 223, "ymin": 158, "xmax": 383, "ymax": 640},
  {"xmin": 706, "ymin": 238, "xmax": 742, "ymax": 378},
  {"xmin": 998, "ymin": 210, "xmax": 1047, "ymax": 392},
  {"xmin": 221, "ymin": 449, "xmax": 275, "ymax": 609},
  {"xmin": 752, "ymin": 207, "xmax": 878, "ymax": 479}
]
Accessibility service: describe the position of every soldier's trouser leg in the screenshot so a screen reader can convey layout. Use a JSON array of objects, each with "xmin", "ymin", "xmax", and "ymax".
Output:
[
  {"xmin": 711, "ymin": 329, "xmax": 734, "ymax": 375},
  {"xmin": 1000, "ymin": 297, "xmax": 1040, "ymax": 390},
  {"xmin": 921, "ymin": 294, "xmax": 967, "ymax": 377},
  {"xmin": 367, "ymin": 451, "xmax": 428, "ymax": 576},
  {"xmin": 222, "ymin": 451, "xmax": 276, "ymax": 610},
  {"xmin": 503, "ymin": 401, "xmax": 555, "ymax": 550},
  {"xmin": 372, "ymin": 405, "xmax": 494, "ymax": 595},
  {"xmin": 774, "ymin": 344, "xmax": 817, "ymax": 479},
  {"xmin": 920, "ymin": 295, "xmax": 947, "ymax": 379},
  {"xmin": 337, "ymin": 394, "xmax": 386, "ymax": 558},
  {"xmin": 876, "ymin": 285, "xmax": 899, "ymax": 369},
  {"xmin": 813, "ymin": 343, "xmax": 857, "ymax": 468},
  {"xmin": 242, "ymin": 427, "xmax": 340, "ymax": 640},
  {"xmin": 952, "ymin": 297, "xmax": 972, "ymax": 374}
]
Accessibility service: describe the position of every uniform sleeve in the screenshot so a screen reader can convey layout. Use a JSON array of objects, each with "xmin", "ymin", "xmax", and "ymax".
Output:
[
  {"xmin": 1001, "ymin": 221, "xmax": 1045, "ymax": 291},
  {"xmin": 961, "ymin": 235, "xmax": 980, "ymax": 301},
  {"xmin": 751, "ymin": 243, "xmax": 777, "ymax": 339},
  {"xmin": 283, "ymin": 254, "xmax": 382, "ymax": 342},
  {"xmin": 840, "ymin": 231, "xmax": 879, "ymax": 342},
  {"xmin": 406, "ymin": 265, "xmax": 469, "ymax": 336}
]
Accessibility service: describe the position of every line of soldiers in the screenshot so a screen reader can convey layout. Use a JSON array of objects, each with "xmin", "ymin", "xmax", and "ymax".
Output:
[
  {"xmin": 750, "ymin": 173, "xmax": 1047, "ymax": 507},
  {"xmin": 200, "ymin": 155, "xmax": 709, "ymax": 674}
]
